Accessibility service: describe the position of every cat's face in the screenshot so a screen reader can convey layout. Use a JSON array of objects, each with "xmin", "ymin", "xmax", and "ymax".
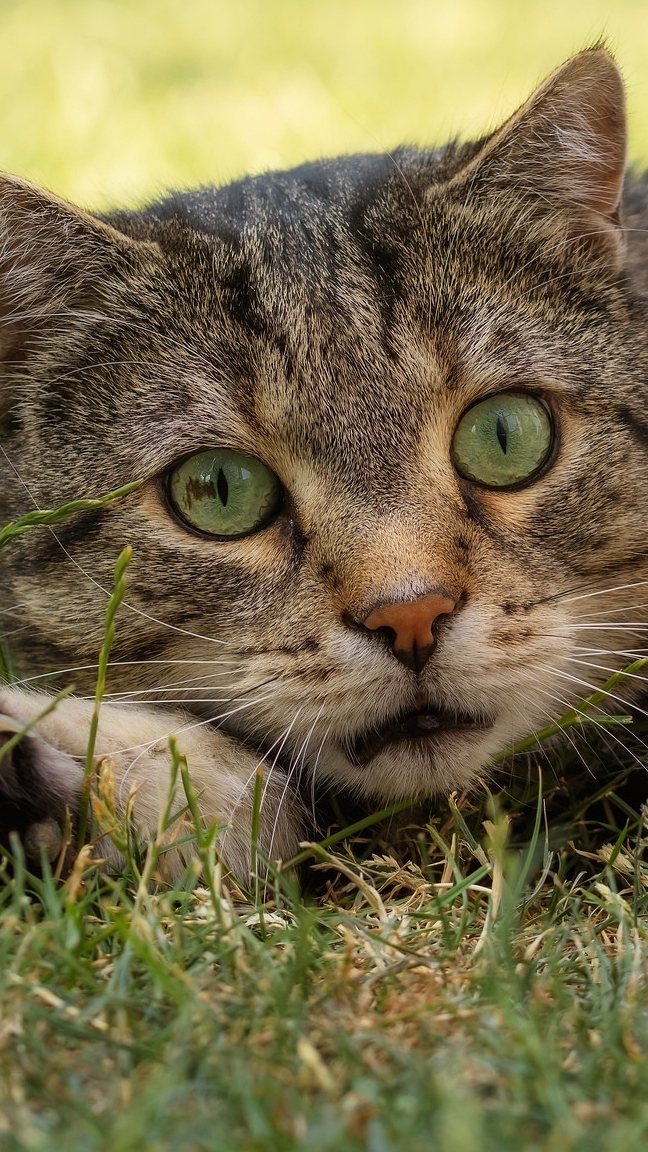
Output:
[{"xmin": 1, "ymin": 47, "xmax": 647, "ymax": 803}]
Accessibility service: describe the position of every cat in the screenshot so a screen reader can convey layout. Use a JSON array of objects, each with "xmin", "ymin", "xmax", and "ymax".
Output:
[{"xmin": 0, "ymin": 46, "xmax": 646, "ymax": 882}]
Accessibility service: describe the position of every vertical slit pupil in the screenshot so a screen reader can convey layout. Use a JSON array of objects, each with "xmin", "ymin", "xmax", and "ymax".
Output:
[
  {"xmin": 496, "ymin": 416, "xmax": 508, "ymax": 454},
  {"xmin": 216, "ymin": 468, "xmax": 229, "ymax": 506}
]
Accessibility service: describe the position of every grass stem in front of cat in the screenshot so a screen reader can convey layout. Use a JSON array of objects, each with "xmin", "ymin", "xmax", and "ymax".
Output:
[
  {"xmin": 0, "ymin": 480, "xmax": 142, "ymax": 551},
  {"xmin": 284, "ymin": 798, "xmax": 416, "ymax": 871},
  {"xmin": 490, "ymin": 656, "xmax": 648, "ymax": 764},
  {"xmin": 77, "ymin": 546, "xmax": 133, "ymax": 849},
  {"xmin": 178, "ymin": 746, "xmax": 230, "ymax": 928},
  {"xmin": 0, "ymin": 480, "xmax": 142, "ymax": 684},
  {"xmin": 0, "ymin": 629, "xmax": 16, "ymax": 685},
  {"xmin": 132, "ymin": 738, "xmax": 184, "ymax": 905},
  {"xmin": 0, "ymin": 685, "xmax": 76, "ymax": 762},
  {"xmin": 250, "ymin": 766, "xmax": 266, "ymax": 921}
]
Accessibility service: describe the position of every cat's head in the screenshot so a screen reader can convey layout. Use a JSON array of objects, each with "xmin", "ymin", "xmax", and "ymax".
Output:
[{"xmin": 0, "ymin": 46, "xmax": 646, "ymax": 802}]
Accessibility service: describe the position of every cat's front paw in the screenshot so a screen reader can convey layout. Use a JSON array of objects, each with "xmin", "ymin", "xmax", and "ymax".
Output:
[
  {"xmin": 0, "ymin": 711, "xmax": 83, "ymax": 866},
  {"xmin": 0, "ymin": 689, "xmax": 306, "ymax": 882}
]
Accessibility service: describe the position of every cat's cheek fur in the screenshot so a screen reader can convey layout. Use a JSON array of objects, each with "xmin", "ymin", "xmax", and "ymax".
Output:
[{"xmin": 0, "ymin": 688, "xmax": 304, "ymax": 880}]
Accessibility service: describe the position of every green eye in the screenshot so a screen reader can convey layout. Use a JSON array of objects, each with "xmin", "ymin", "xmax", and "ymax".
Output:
[
  {"xmin": 169, "ymin": 449, "xmax": 283, "ymax": 538},
  {"xmin": 451, "ymin": 392, "xmax": 553, "ymax": 488}
]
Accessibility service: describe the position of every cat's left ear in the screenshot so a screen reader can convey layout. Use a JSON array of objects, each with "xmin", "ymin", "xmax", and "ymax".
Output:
[
  {"xmin": 0, "ymin": 173, "xmax": 157, "ymax": 362},
  {"xmin": 451, "ymin": 47, "xmax": 627, "ymax": 266}
]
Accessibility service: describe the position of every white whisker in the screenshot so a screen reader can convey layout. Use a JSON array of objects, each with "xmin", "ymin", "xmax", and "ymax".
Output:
[{"xmin": 539, "ymin": 665, "xmax": 648, "ymax": 720}]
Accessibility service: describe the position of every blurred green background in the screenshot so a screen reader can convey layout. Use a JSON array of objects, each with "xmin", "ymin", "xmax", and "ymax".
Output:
[{"xmin": 1, "ymin": 0, "xmax": 648, "ymax": 210}]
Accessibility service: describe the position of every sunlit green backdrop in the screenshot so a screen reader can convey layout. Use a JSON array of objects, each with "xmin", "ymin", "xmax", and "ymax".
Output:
[{"xmin": 1, "ymin": 0, "xmax": 648, "ymax": 210}]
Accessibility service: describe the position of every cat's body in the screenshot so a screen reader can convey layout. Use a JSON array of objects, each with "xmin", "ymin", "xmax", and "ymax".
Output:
[{"xmin": 1, "ymin": 48, "xmax": 647, "ymax": 879}]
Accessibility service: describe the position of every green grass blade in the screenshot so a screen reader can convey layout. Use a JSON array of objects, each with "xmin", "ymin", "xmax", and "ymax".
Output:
[
  {"xmin": 0, "ymin": 480, "xmax": 141, "ymax": 551},
  {"xmin": 0, "ymin": 629, "xmax": 17, "ymax": 685},
  {"xmin": 77, "ymin": 546, "xmax": 133, "ymax": 848},
  {"xmin": 283, "ymin": 798, "xmax": 414, "ymax": 871},
  {"xmin": 0, "ymin": 685, "xmax": 75, "ymax": 762},
  {"xmin": 491, "ymin": 656, "xmax": 648, "ymax": 763},
  {"xmin": 0, "ymin": 480, "xmax": 141, "ymax": 688}
]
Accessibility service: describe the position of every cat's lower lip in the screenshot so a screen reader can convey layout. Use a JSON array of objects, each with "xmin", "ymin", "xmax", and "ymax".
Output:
[{"xmin": 349, "ymin": 707, "xmax": 491, "ymax": 767}]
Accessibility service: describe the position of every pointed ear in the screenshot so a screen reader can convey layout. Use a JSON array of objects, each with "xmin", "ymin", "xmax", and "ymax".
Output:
[
  {"xmin": 0, "ymin": 174, "xmax": 148, "ymax": 364},
  {"xmin": 452, "ymin": 48, "xmax": 627, "ymax": 263}
]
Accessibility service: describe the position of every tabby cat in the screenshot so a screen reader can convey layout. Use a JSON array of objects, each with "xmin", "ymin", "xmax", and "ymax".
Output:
[{"xmin": 0, "ymin": 47, "xmax": 646, "ymax": 880}]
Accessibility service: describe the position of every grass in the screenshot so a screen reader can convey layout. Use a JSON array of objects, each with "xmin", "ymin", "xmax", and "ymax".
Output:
[
  {"xmin": 1, "ymin": 499, "xmax": 648, "ymax": 1150},
  {"xmin": 2, "ymin": 756, "xmax": 648, "ymax": 1150}
]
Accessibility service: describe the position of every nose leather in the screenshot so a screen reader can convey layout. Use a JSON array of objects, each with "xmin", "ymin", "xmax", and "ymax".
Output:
[{"xmin": 363, "ymin": 592, "xmax": 457, "ymax": 674}]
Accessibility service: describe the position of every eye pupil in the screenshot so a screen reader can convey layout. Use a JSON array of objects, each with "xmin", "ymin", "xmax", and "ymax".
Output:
[
  {"xmin": 496, "ymin": 416, "xmax": 508, "ymax": 454},
  {"xmin": 216, "ymin": 467, "xmax": 229, "ymax": 506}
]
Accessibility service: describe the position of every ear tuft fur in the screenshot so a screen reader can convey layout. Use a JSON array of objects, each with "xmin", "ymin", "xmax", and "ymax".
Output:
[
  {"xmin": 0, "ymin": 175, "xmax": 148, "ymax": 364},
  {"xmin": 451, "ymin": 48, "xmax": 627, "ymax": 264}
]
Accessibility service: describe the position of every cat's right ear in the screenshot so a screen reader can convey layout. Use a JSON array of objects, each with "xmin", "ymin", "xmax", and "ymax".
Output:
[
  {"xmin": 449, "ymin": 47, "xmax": 627, "ymax": 270},
  {"xmin": 0, "ymin": 174, "xmax": 152, "ymax": 368}
]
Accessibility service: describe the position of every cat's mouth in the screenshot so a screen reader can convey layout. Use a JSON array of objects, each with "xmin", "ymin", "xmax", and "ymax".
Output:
[{"xmin": 349, "ymin": 707, "xmax": 492, "ymax": 767}]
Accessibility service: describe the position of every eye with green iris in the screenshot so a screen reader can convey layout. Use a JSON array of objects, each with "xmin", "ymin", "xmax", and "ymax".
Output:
[
  {"xmin": 168, "ymin": 449, "xmax": 283, "ymax": 538},
  {"xmin": 451, "ymin": 392, "xmax": 553, "ymax": 488}
]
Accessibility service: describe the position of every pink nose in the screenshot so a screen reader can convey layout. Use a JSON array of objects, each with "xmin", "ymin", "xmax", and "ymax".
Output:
[{"xmin": 363, "ymin": 592, "xmax": 457, "ymax": 674}]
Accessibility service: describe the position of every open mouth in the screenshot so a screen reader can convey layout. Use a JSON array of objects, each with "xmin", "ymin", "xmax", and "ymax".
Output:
[{"xmin": 349, "ymin": 706, "xmax": 492, "ymax": 767}]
